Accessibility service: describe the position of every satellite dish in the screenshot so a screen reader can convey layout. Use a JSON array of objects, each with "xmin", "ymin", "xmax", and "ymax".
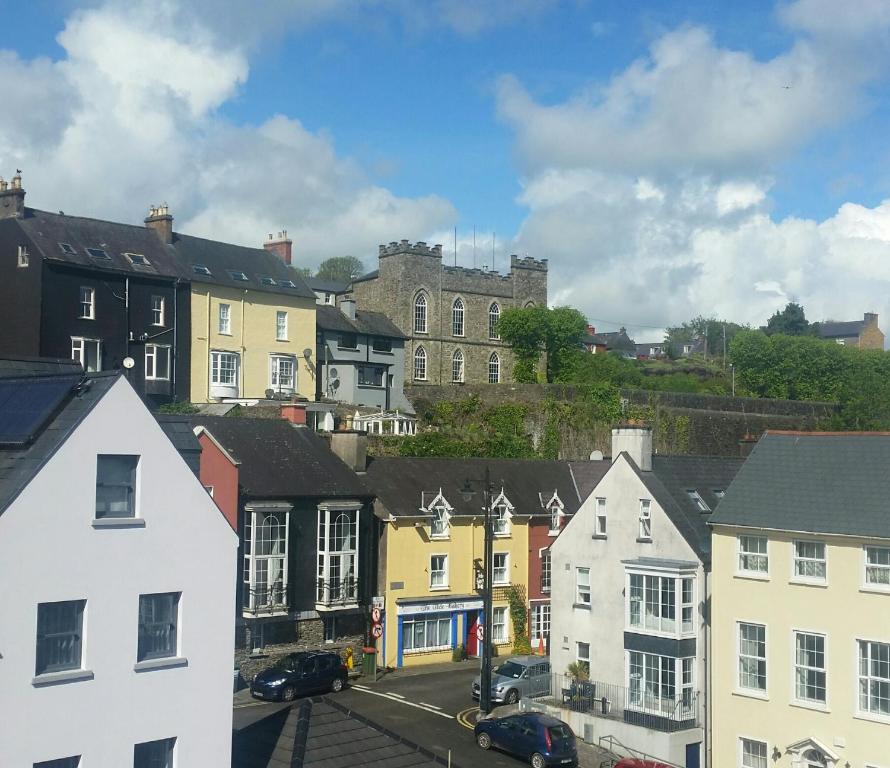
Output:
[
  {"xmin": 332, "ymin": 379, "xmax": 340, "ymax": 390},
  {"xmin": 329, "ymin": 368, "xmax": 339, "ymax": 378},
  {"xmin": 302, "ymin": 348, "xmax": 313, "ymax": 360},
  {"xmin": 122, "ymin": 357, "xmax": 135, "ymax": 369}
]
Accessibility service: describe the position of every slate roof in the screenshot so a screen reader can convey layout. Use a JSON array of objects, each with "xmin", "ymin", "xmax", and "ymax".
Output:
[
  {"xmin": 635, "ymin": 342, "xmax": 665, "ymax": 357},
  {"xmin": 155, "ymin": 415, "xmax": 202, "ymax": 476},
  {"xmin": 307, "ymin": 278, "xmax": 349, "ymax": 294},
  {"xmin": 818, "ymin": 320, "xmax": 866, "ymax": 339},
  {"xmin": 628, "ymin": 454, "xmax": 744, "ymax": 564},
  {"xmin": 364, "ymin": 457, "xmax": 581, "ymax": 518},
  {"xmin": 0, "ymin": 357, "xmax": 82, "ymax": 379},
  {"xmin": 16, "ymin": 208, "xmax": 183, "ymax": 279},
  {"xmin": 0, "ymin": 370, "xmax": 119, "ymax": 516},
  {"xmin": 171, "ymin": 232, "xmax": 316, "ymax": 299},
  {"xmin": 316, "ymin": 305, "xmax": 406, "ymax": 339},
  {"xmin": 350, "ymin": 269, "xmax": 379, "ymax": 284},
  {"xmin": 188, "ymin": 416, "xmax": 370, "ymax": 499},
  {"xmin": 599, "ymin": 328, "xmax": 636, "ymax": 352},
  {"xmin": 709, "ymin": 431, "xmax": 890, "ymax": 539},
  {"xmin": 569, "ymin": 460, "xmax": 611, "ymax": 500},
  {"xmin": 232, "ymin": 697, "xmax": 449, "ymax": 768}
]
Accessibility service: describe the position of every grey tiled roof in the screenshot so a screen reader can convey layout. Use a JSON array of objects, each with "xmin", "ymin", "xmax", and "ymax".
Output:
[
  {"xmin": 709, "ymin": 431, "xmax": 890, "ymax": 539},
  {"xmin": 0, "ymin": 371, "xmax": 119, "ymax": 515},
  {"xmin": 350, "ymin": 269, "xmax": 379, "ymax": 284},
  {"xmin": 628, "ymin": 454, "xmax": 744, "ymax": 564},
  {"xmin": 188, "ymin": 416, "xmax": 371, "ymax": 499},
  {"xmin": 232, "ymin": 697, "xmax": 449, "ymax": 767},
  {"xmin": 364, "ymin": 457, "xmax": 581, "ymax": 518},
  {"xmin": 307, "ymin": 278, "xmax": 349, "ymax": 294},
  {"xmin": 316, "ymin": 305, "xmax": 405, "ymax": 339},
  {"xmin": 0, "ymin": 357, "xmax": 82, "ymax": 378},
  {"xmin": 818, "ymin": 320, "xmax": 866, "ymax": 339},
  {"xmin": 568, "ymin": 460, "xmax": 611, "ymax": 499}
]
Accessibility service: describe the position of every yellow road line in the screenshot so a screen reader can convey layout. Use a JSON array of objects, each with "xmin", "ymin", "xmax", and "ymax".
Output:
[{"xmin": 456, "ymin": 706, "xmax": 478, "ymax": 730}]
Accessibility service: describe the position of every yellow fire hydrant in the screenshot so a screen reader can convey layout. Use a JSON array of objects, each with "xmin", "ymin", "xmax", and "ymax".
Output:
[{"xmin": 345, "ymin": 646, "xmax": 354, "ymax": 670}]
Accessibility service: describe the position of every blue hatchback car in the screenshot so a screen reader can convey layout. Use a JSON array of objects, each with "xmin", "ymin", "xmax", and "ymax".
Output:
[{"xmin": 474, "ymin": 712, "xmax": 577, "ymax": 768}]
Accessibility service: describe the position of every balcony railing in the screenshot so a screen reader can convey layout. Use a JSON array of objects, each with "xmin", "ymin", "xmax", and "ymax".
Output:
[
  {"xmin": 541, "ymin": 673, "xmax": 699, "ymax": 734},
  {"xmin": 316, "ymin": 577, "xmax": 359, "ymax": 608},
  {"xmin": 243, "ymin": 583, "xmax": 288, "ymax": 616}
]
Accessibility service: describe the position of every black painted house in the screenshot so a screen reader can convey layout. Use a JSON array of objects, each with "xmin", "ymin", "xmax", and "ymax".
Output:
[{"xmin": 0, "ymin": 178, "xmax": 190, "ymax": 403}]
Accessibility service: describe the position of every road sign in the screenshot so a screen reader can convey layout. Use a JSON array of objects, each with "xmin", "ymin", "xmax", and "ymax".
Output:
[
  {"xmin": 371, "ymin": 623, "xmax": 383, "ymax": 639},
  {"xmin": 372, "ymin": 595, "xmax": 385, "ymax": 610},
  {"xmin": 371, "ymin": 607, "xmax": 381, "ymax": 624}
]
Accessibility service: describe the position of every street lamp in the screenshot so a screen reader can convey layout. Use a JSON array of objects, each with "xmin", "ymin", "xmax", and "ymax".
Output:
[{"xmin": 462, "ymin": 467, "xmax": 495, "ymax": 716}]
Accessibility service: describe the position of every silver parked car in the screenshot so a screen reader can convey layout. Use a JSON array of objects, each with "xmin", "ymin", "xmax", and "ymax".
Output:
[{"xmin": 471, "ymin": 655, "xmax": 551, "ymax": 705}]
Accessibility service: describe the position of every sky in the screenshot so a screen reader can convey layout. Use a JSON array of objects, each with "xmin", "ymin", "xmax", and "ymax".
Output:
[{"xmin": 3, "ymin": 0, "xmax": 890, "ymax": 339}]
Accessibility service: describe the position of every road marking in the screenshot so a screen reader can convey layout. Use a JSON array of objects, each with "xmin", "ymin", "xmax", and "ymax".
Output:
[
  {"xmin": 350, "ymin": 686, "xmax": 454, "ymax": 719},
  {"xmin": 456, "ymin": 707, "xmax": 478, "ymax": 730},
  {"xmin": 418, "ymin": 702, "xmax": 442, "ymax": 710},
  {"xmin": 387, "ymin": 692, "xmax": 406, "ymax": 699},
  {"xmin": 352, "ymin": 684, "xmax": 370, "ymax": 690}
]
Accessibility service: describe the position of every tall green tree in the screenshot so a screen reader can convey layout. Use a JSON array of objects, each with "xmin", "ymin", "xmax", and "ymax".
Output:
[
  {"xmin": 315, "ymin": 255, "xmax": 365, "ymax": 282},
  {"xmin": 497, "ymin": 305, "xmax": 588, "ymax": 383},
  {"xmin": 665, "ymin": 316, "xmax": 747, "ymax": 360},
  {"xmin": 765, "ymin": 302, "xmax": 817, "ymax": 337}
]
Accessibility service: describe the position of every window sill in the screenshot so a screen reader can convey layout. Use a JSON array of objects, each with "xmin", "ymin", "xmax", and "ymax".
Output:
[
  {"xmin": 429, "ymin": 534, "xmax": 450, "ymax": 540},
  {"xmin": 404, "ymin": 645, "xmax": 451, "ymax": 655},
  {"xmin": 429, "ymin": 586, "xmax": 450, "ymax": 592},
  {"xmin": 573, "ymin": 603, "xmax": 591, "ymax": 611},
  {"xmin": 372, "ymin": 350, "xmax": 394, "ymax": 356},
  {"xmin": 734, "ymin": 571, "xmax": 770, "ymax": 581},
  {"xmin": 357, "ymin": 384, "xmax": 385, "ymax": 390},
  {"xmin": 493, "ymin": 581, "xmax": 510, "ymax": 588},
  {"xmin": 493, "ymin": 533, "xmax": 511, "ymax": 539},
  {"xmin": 32, "ymin": 668, "xmax": 94, "ymax": 687},
  {"xmin": 548, "ymin": 530, "xmax": 560, "ymax": 537},
  {"xmin": 336, "ymin": 346, "xmax": 358, "ymax": 352},
  {"xmin": 134, "ymin": 656, "xmax": 188, "ymax": 673},
  {"xmin": 636, "ymin": 537, "xmax": 652, "ymax": 543},
  {"xmin": 145, "ymin": 378, "xmax": 171, "ymax": 383},
  {"xmin": 854, "ymin": 710, "xmax": 890, "ymax": 726},
  {"xmin": 92, "ymin": 518, "xmax": 145, "ymax": 529},
  {"xmin": 789, "ymin": 578, "xmax": 828, "ymax": 588},
  {"xmin": 859, "ymin": 585, "xmax": 890, "ymax": 595},
  {"xmin": 78, "ymin": 316, "xmax": 94, "ymax": 321},
  {"xmin": 790, "ymin": 700, "xmax": 829, "ymax": 714},
  {"xmin": 218, "ymin": 332, "xmax": 233, "ymax": 337},
  {"xmin": 591, "ymin": 534, "xmax": 608, "ymax": 540},
  {"xmin": 732, "ymin": 688, "xmax": 769, "ymax": 701}
]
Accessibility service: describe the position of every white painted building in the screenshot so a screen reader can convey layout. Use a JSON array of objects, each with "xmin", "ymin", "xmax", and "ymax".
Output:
[
  {"xmin": 547, "ymin": 426, "xmax": 742, "ymax": 768},
  {"xmin": 0, "ymin": 365, "xmax": 238, "ymax": 767}
]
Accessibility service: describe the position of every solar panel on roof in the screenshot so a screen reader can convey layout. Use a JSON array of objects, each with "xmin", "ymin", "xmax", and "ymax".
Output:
[{"xmin": 0, "ymin": 375, "xmax": 81, "ymax": 446}]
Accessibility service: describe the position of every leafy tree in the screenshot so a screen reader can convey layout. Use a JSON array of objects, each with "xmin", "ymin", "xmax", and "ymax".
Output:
[
  {"xmin": 498, "ymin": 305, "xmax": 588, "ymax": 383},
  {"xmin": 315, "ymin": 255, "xmax": 365, "ymax": 282},
  {"xmin": 765, "ymin": 302, "xmax": 818, "ymax": 337},
  {"xmin": 665, "ymin": 316, "xmax": 747, "ymax": 360},
  {"xmin": 291, "ymin": 266, "xmax": 312, "ymax": 279}
]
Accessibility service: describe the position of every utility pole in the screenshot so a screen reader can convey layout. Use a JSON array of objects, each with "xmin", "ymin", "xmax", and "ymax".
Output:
[
  {"xmin": 722, "ymin": 324, "xmax": 727, "ymax": 371},
  {"xmin": 480, "ymin": 465, "xmax": 494, "ymax": 715}
]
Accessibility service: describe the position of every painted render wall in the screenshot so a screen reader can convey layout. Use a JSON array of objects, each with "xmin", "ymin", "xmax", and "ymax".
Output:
[
  {"xmin": 0, "ymin": 378, "xmax": 238, "ymax": 766},
  {"xmin": 197, "ymin": 430, "xmax": 239, "ymax": 533},
  {"xmin": 710, "ymin": 525, "xmax": 890, "ymax": 768},
  {"xmin": 190, "ymin": 286, "xmax": 316, "ymax": 402},
  {"xmin": 549, "ymin": 457, "xmax": 706, "ymax": 762}
]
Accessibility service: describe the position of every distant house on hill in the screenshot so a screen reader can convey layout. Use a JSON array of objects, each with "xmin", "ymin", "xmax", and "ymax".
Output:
[
  {"xmin": 818, "ymin": 312, "xmax": 884, "ymax": 349},
  {"xmin": 598, "ymin": 327, "xmax": 637, "ymax": 358}
]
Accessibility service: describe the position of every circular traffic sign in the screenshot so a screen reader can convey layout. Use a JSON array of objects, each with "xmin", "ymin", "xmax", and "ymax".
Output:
[
  {"xmin": 371, "ymin": 607, "xmax": 381, "ymax": 623},
  {"xmin": 371, "ymin": 623, "xmax": 383, "ymax": 639}
]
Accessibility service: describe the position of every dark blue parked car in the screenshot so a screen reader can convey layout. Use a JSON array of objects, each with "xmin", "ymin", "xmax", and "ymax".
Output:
[
  {"xmin": 250, "ymin": 651, "xmax": 347, "ymax": 702},
  {"xmin": 475, "ymin": 712, "xmax": 577, "ymax": 768}
]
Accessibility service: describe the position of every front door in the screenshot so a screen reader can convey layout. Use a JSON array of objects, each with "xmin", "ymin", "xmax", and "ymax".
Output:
[
  {"xmin": 467, "ymin": 611, "xmax": 480, "ymax": 657},
  {"xmin": 685, "ymin": 742, "xmax": 701, "ymax": 768}
]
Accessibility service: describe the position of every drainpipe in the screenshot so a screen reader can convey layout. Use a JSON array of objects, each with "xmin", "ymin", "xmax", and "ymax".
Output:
[
  {"xmin": 704, "ymin": 566, "xmax": 710, "ymax": 768},
  {"xmin": 240, "ymin": 291, "xmax": 246, "ymax": 398},
  {"xmin": 206, "ymin": 290, "xmax": 212, "ymax": 401},
  {"xmin": 171, "ymin": 278, "xmax": 178, "ymax": 399}
]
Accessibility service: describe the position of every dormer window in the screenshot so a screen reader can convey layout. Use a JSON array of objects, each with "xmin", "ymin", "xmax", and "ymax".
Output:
[
  {"xmin": 58, "ymin": 242, "xmax": 77, "ymax": 255},
  {"xmin": 124, "ymin": 252, "xmax": 149, "ymax": 266},
  {"xmin": 549, "ymin": 505, "xmax": 561, "ymax": 533},
  {"xmin": 227, "ymin": 270, "xmax": 249, "ymax": 281},
  {"xmin": 491, "ymin": 490, "xmax": 513, "ymax": 536},
  {"xmin": 543, "ymin": 490, "xmax": 564, "ymax": 536},
  {"xmin": 686, "ymin": 490, "xmax": 710, "ymax": 512},
  {"xmin": 424, "ymin": 490, "xmax": 452, "ymax": 538}
]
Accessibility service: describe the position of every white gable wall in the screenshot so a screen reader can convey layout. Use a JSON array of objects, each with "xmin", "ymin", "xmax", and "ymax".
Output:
[{"xmin": 0, "ymin": 377, "xmax": 237, "ymax": 766}]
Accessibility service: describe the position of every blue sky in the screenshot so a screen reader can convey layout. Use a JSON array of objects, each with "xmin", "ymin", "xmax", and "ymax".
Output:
[{"xmin": 3, "ymin": 0, "xmax": 890, "ymax": 335}]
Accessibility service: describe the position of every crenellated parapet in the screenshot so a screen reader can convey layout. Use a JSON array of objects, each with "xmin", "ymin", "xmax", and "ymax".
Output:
[
  {"xmin": 510, "ymin": 254, "xmax": 548, "ymax": 272},
  {"xmin": 379, "ymin": 240, "xmax": 444, "ymax": 259}
]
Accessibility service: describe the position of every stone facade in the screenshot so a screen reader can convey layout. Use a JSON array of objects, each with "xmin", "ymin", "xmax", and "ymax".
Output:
[{"xmin": 348, "ymin": 241, "xmax": 548, "ymax": 386}]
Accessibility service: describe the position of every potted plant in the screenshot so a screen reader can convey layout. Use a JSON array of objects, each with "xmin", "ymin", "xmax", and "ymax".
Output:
[{"xmin": 563, "ymin": 661, "xmax": 594, "ymax": 712}]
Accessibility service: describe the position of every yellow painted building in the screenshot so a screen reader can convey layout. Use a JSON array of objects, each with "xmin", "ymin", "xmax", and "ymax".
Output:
[
  {"xmin": 169, "ymin": 232, "xmax": 317, "ymax": 403},
  {"xmin": 709, "ymin": 431, "xmax": 890, "ymax": 768}
]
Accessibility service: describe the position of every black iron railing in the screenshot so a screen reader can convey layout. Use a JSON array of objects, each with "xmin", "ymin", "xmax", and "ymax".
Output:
[
  {"xmin": 316, "ymin": 577, "xmax": 359, "ymax": 607},
  {"xmin": 242, "ymin": 583, "xmax": 288, "ymax": 615}
]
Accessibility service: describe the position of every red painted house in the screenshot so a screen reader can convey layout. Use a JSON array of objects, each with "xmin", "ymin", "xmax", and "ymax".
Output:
[{"xmin": 194, "ymin": 425, "xmax": 240, "ymax": 533}]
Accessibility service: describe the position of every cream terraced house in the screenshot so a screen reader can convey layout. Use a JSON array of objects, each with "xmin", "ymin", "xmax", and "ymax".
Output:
[{"xmin": 710, "ymin": 431, "xmax": 890, "ymax": 768}]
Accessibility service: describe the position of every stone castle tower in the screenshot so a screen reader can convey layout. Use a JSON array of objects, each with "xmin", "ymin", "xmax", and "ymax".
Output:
[{"xmin": 348, "ymin": 240, "xmax": 548, "ymax": 386}]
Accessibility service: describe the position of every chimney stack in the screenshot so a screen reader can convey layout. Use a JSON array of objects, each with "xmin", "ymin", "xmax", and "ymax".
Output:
[
  {"xmin": 0, "ymin": 172, "xmax": 26, "ymax": 220},
  {"xmin": 611, "ymin": 423, "xmax": 653, "ymax": 471},
  {"xmin": 264, "ymin": 230, "xmax": 293, "ymax": 266},
  {"xmin": 145, "ymin": 203, "xmax": 174, "ymax": 244},
  {"xmin": 338, "ymin": 297, "xmax": 357, "ymax": 321},
  {"xmin": 738, "ymin": 432, "xmax": 758, "ymax": 458},
  {"xmin": 329, "ymin": 430, "xmax": 368, "ymax": 473}
]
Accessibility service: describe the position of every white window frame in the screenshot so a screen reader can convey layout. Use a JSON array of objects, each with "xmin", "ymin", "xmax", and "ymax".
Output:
[
  {"xmin": 738, "ymin": 737, "xmax": 769, "ymax": 768},
  {"xmin": 71, "ymin": 337, "xmax": 101, "ymax": 372},
  {"xmin": 792, "ymin": 540, "xmax": 827, "ymax": 584},
  {"xmin": 737, "ymin": 535, "xmax": 769, "ymax": 578},
  {"xmin": 430, "ymin": 554, "xmax": 448, "ymax": 590},
  {"xmin": 488, "ymin": 352, "xmax": 500, "ymax": 384},
  {"xmin": 737, "ymin": 621, "xmax": 768, "ymax": 697},
  {"xmin": 639, "ymin": 499, "xmax": 652, "ymax": 540},
  {"xmin": 451, "ymin": 349, "xmax": 464, "ymax": 383},
  {"xmin": 492, "ymin": 606, "xmax": 508, "ymax": 643},
  {"xmin": 243, "ymin": 507, "xmax": 290, "ymax": 613},
  {"xmin": 151, "ymin": 295, "xmax": 165, "ymax": 326},
  {"xmin": 686, "ymin": 489, "xmax": 709, "ymax": 512},
  {"xmin": 413, "ymin": 346, "xmax": 427, "ymax": 381},
  {"xmin": 218, "ymin": 303, "xmax": 231, "ymax": 335},
  {"xmin": 452, "ymin": 297, "xmax": 464, "ymax": 337},
  {"xmin": 864, "ymin": 546, "xmax": 890, "ymax": 592},
  {"xmin": 626, "ymin": 650, "xmax": 694, "ymax": 718},
  {"xmin": 576, "ymin": 567, "xmax": 591, "ymax": 607},
  {"xmin": 276, "ymin": 310, "xmax": 288, "ymax": 341},
  {"xmin": 79, "ymin": 286, "xmax": 95, "ymax": 320},
  {"xmin": 402, "ymin": 612, "xmax": 451, "ymax": 653},
  {"xmin": 145, "ymin": 344, "xmax": 171, "ymax": 381},
  {"xmin": 493, "ymin": 552, "xmax": 509, "ymax": 585},
  {"xmin": 626, "ymin": 567, "xmax": 697, "ymax": 639},
  {"xmin": 594, "ymin": 497, "xmax": 607, "ymax": 537},
  {"xmin": 540, "ymin": 549, "xmax": 551, "ymax": 593},
  {"xmin": 488, "ymin": 302, "xmax": 500, "ymax": 340},
  {"xmin": 210, "ymin": 351, "xmax": 239, "ymax": 386},
  {"xmin": 316, "ymin": 506, "xmax": 360, "ymax": 607},
  {"xmin": 491, "ymin": 493, "xmax": 513, "ymax": 536},
  {"xmin": 17, "ymin": 244, "xmax": 29, "ymax": 267},
  {"xmin": 530, "ymin": 602, "xmax": 550, "ymax": 644},
  {"xmin": 576, "ymin": 641, "xmax": 591, "ymax": 675},
  {"xmin": 857, "ymin": 638, "xmax": 890, "ymax": 720},
  {"xmin": 414, "ymin": 293, "xmax": 428, "ymax": 334},
  {"xmin": 270, "ymin": 354, "xmax": 296, "ymax": 393},
  {"xmin": 793, "ymin": 629, "xmax": 827, "ymax": 707},
  {"xmin": 430, "ymin": 503, "xmax": 450, "ymax": 539},
  {"xmin": 548, "ymin": 503, "xmax": 563, "ymax": 535}
]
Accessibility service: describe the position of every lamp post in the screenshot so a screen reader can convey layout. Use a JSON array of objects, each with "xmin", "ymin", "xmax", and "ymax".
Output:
[{"xmin": 463, "ymin": 467, "xmax": 495, "ymax": 716}]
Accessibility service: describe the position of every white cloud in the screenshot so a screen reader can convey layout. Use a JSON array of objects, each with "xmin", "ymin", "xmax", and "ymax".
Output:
[{"xmin": 0, "ymin": 2, "xmax": 456, "ymax": 268}]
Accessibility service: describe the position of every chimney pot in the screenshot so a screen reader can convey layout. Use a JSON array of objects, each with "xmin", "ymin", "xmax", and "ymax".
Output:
[
  {"xmin": 144, "ymin": 203, "xmax": 174, "ymax": 244},
  {"xmin": 611, "ymin": 424, "xmax": 653, "ymax": 471},
  {"xmin": 0, "ymin": 173, "xmax": 26, "ymax": 219},
  {"xmin": 263, "ymin": 231, "xmax": 293, "ymax": 266}
]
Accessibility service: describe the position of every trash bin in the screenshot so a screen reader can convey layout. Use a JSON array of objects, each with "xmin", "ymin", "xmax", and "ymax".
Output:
[
  {"xmin": 601, "ymin": 696, "xmax": 611, "ymax": 715},
  {"xmin": 361, "ymin": 647, "xmax": 377, "ymax": 677}
]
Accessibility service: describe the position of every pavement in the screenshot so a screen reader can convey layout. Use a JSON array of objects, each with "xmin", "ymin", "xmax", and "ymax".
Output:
[{"xmin": 233, "ymin": 661, "xmax": 616, "ymax": 768}]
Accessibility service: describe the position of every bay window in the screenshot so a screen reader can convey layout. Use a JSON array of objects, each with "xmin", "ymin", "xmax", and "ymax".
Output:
[
  {"xmin": 210, "ymin": 350, "xmax": 239, "ymax": 398},
  {"xmin": 317, "ymin": 506, "xmax": 360, "ymax": 607},
  {"xmin": 243, "ymin": 506, "xmax": 289, "ymax": 614},
  {"xmin": 627, "ymin": 651, "xmax": 694, "ymax": 718},
  {"xmin": 627, "ymin": 568, "xmax": 697, "ymax": 637}
]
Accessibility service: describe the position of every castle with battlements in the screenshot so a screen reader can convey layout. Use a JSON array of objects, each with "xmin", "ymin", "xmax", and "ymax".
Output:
[{"xmin": 348, "ymin": 240, "xmax": 548, "ymax": 386}]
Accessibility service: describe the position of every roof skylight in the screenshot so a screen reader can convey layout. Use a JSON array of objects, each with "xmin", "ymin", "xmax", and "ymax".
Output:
[
  {"xmin": 124, "ymin": 252, "xmax": 150, "ymax": 266},
  {"xmin": 192, "ymin": 264, "xmax": 211, "ymax": 276},
  {"xmin": 86, "ymin": 247, "xmax": 110, "ymax": 260},
  {"xmin": 58, "ymin": 242, "xmax": 77, "ymax": 255},
  {"xmin": 228, "ymin": 270, "xmax": 249, "ymax": 281}
]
